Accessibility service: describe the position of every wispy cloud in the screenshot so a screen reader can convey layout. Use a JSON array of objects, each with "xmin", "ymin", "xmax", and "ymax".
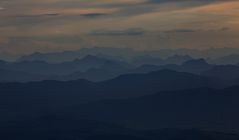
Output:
[
  {"xmin": 0, "ymin": 7, "xmax": 5, "ymax": 10},
  {"xmin": 0, "ymin": 0, "xmax": 239, "ymax": 54}
]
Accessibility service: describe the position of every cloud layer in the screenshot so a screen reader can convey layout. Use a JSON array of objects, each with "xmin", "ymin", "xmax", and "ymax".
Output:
[{"xmin": 0, "ymin": 0, "xmax": 239, "ymax": 54}]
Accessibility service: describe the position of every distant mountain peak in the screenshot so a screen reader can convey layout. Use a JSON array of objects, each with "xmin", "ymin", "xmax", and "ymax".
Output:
[
  {"xmin": 149, "ymin": 69, "xmax": 179, "ymax": 74},
  {"xmin": 81, "ymin": 55, "xmax": 104, "ymax": 61},
  {"xmin": 168, "ymin": 54, "xmax": 192, "ymax": 59},
  {"xmin": 70, "ymin": 55, "xmax": 108, "ymax": 64},
  {"xmin": 182, "ymin": 58, "xmax": 209, "ymax": 66},
  {"xmin": 165, "ymin": 54, "xmax": 193, "ymax": 64}
]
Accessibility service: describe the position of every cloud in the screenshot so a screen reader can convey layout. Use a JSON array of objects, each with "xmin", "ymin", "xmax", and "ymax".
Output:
[
  {"xmin": 0, "ymin": 7, "xmax": 5, "ymax": 10},
  {"xmin": 90, "ymin": 28, "xmax": 145, "ymax": 36},
  {"xmin": 15, "ymin": 13, "xmax": 60, "ymax": 18},
  {"xmin": 149, "ymin": 0, "xmax": 229, "ymax": 4},
  {"xmin": 164, "ymin": 29, "xmax": 197, "ymax": 33},
  {"xmin": 0, "ymin": 0, "xmax": 239, "ymax": 54},
  {"xmin": 80, "ymin": 13, "xmax": 108, "ymax": 18}
]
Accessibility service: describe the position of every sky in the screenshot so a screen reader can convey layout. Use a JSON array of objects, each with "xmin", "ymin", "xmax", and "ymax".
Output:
[{"xmin": 0, "ymin": 0, "xmax": 239, "ymax": 55}]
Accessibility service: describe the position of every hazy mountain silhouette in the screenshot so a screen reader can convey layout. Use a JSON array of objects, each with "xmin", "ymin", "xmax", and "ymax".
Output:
[
  {"xmin": 15, "ymin": 47, "xmax": 239, "ymax": 64},
  {"xmin": 75, "ymin": 86, "xmax": 239, "ymax": 130},
  {"xmin": 129, "ymin": 59, "xmax": 212, "ymax": 75},
  {"xmin": 2, "ymin": 83, "xmax": 239, "ymax": 132},
  {"xmin": 0, "ymin": 118, "xmax": 128, "ymax": 140},
  {"xmin": 1, "ymin": 69, "xmax": 239, "ymax": 137},
  {"xmin": 132, "ymin": 55, "xmax": 164, "ymax": 66},
  {"xmin": 132, "ymin": 54, "xmax": 192, "ymax": 66},
  {"xmin": 4, "ymin": 57, "xmax": 239, "ymax": 83},
  {"xmin": 0, "ymin": 60, "xmax": 61, "ymax": 75},
  {"xmin": 98, "ymin": 69, "xmax": 224, "ymax": 98},
  {"xmin": 1, "ymin": 117, "xmax": 238, "ymax": 140},
  {"xmin": 0, "ymin": 70, "xmax": 226, "ymax": 119},
  {"xmin": 165, "ymin": 54, "xmax": 192, "ymax": 64},
  {"xmin": 0, "ymin": 55, "xmax": 123, "ymax": 75},
  {"xmin": 180, "ymin": 58, "xmax": 212, "ymax": 74},
  {"xmin": 63, "ymin": 60, "xmax": 131, "ymax": 81},
  {"xmin": 65, "ymin": 55, "xmax": 120, "ymax": 72},
  {"xmin": 18, "ymin": 47, "xmax": 136, "ymax": 63},
  {"xmin": 210, "ymin": 54, "xmax": 239, "ymax": 64},
  {"xmin": 202, "ymin": 65, "xmax": 239, "ymax": 80},
  {"xmin": 0, "ymin": 68, "xmax": 46, "ymax": 82},
  {"xmin": 128, "ymin": 64, "xmax": 169, "ymax": 74}
]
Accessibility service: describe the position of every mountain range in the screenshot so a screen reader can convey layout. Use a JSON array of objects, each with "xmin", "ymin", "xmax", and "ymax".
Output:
[
  {"xmin": 2, "ymin": 48, "xmax": 239, "ymax": 139},
  {"xmin": 2, "ymin": 117, "xmax": 239, "ymax": 140},
  {"xmin": 76, "ymin": 86, "xmax": 239, "ymax": 130},
  {"xmin": 3, "ymin": 55, "xmax": 239, "ymax": 82},
  {"xmin": 14, "ymin": 47, "xmax": 239, "ymax": 64},
  {"xmin": 1, "ymin": 72, "xmax": 239, "ymax": 131}
]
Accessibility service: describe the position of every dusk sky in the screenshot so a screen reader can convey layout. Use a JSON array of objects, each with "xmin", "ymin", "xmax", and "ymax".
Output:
[{"xmin": 1, "ymin": 0, "xmax": 239, "ymax": 55}]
